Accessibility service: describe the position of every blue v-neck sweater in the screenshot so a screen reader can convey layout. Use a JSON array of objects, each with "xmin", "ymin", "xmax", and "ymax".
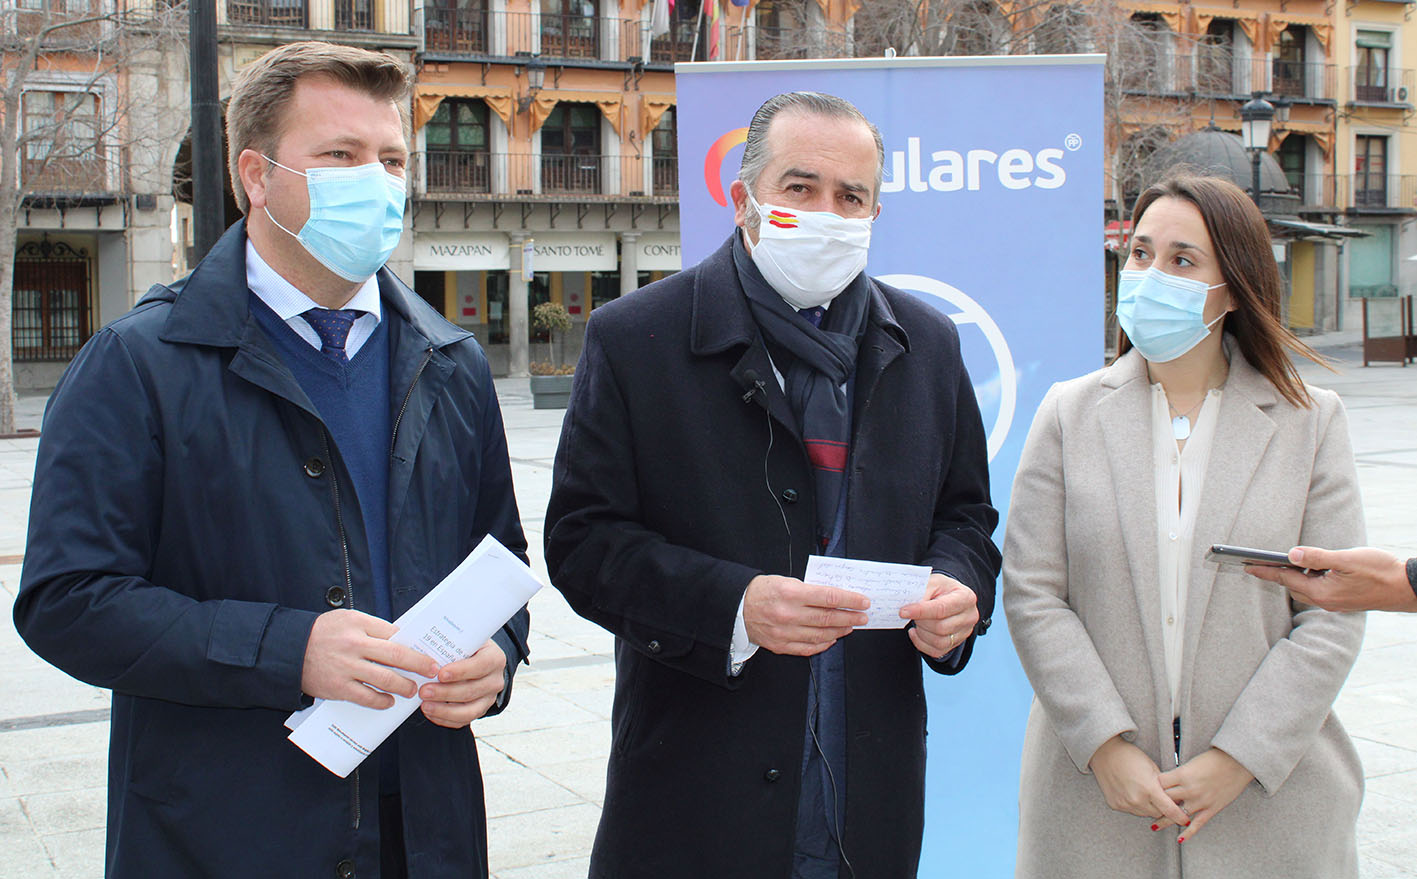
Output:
[{"xmin": 249, "ymin": 294, "xmax": 393, "ymax": 622}]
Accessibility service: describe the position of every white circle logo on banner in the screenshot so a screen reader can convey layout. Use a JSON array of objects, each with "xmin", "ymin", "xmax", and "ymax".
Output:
[{"xmin": 877, "ymin": 273, "xmax": 1017, "ymax": 463}]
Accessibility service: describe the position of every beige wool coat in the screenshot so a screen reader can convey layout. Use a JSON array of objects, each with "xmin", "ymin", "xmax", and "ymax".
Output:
[{"xmin": 1003, "ymin": 344, "xmax": 1366, "ymax": 879}]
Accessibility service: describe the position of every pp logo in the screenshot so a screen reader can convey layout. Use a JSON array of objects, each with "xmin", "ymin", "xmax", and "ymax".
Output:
[
  {"xmin": 1064, "ymin": 133, "xmax": 1083, "ymax": 152},
  {"xmin": 876, "ymin": 274, "xmax": 1016, "ymax": 463},
  {"xmin": 703, "ymin": 128, "xmax": 750, "ymax": 207}
]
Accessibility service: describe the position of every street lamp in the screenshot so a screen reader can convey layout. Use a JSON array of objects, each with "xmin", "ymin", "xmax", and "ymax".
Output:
[
  {"xmin": 1240, "ymin": 93, "xmax": 1275, "ymax": 206},
  {"xmin": 516, "ymin": 52, "xmax": 546, "ymax": 114},
  {"xmin": 1273, "ymin": 95, "xmax": 1292, "ymax": 125}
]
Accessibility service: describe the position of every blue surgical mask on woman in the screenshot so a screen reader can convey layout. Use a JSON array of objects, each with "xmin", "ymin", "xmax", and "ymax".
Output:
[
  {"xmin": 1116, "ymin": 266, "xmax": 1228, "ymax": 363},
  {"xmin": 262, "ymin": 155, "xmax": 406, "ymax": 282}
]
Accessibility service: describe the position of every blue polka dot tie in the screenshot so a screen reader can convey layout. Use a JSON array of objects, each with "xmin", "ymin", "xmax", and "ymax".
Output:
[
  {"xmin": 301, "ymin": 308, "xmax": 362, "ymax": 363},
  {"xmin": 798, "ymin": 306, "xmax": 825, "ymax": 328}
]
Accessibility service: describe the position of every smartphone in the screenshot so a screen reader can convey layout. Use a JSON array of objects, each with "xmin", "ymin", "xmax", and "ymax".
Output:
[{"xmin": 1206, "ymin": 544, "xmax": 1323, "ymax": 574}]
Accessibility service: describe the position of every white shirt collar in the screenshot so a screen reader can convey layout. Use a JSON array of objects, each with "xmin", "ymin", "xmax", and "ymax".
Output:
[
  {"xmin": 245, "ymin": 239, "xmax": 383, "ymax": 357},
  {"xmin": 245, "ymin": 239, "xmax": 382, "ymax": 322}
]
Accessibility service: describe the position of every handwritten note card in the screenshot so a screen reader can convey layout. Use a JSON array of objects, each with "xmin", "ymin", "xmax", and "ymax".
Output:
[{"xmin": 804, "ymin": 555, "xmax": 932, "ymax": 629}]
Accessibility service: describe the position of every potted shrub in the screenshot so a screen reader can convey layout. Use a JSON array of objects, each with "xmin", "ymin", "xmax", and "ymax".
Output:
[{"xmin": 529, "ymin": 301, "xmax": 574, "ymax": 409}]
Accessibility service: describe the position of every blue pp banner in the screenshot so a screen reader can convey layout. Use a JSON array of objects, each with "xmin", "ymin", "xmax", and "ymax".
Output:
[{"xmin": 674, "ymin": 56, "xmax": 1104, "ymax": 876}]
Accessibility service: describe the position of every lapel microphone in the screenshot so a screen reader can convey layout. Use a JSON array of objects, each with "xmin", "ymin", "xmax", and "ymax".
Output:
[{"xmin": 741, "ymin": 369, "xmax": 768, "ymax": 404}]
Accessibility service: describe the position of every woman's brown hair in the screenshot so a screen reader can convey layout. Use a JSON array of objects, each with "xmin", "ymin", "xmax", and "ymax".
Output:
[{"xmin": 1119, "ymin": 170, "xmax": 1326, "ymax": 408}]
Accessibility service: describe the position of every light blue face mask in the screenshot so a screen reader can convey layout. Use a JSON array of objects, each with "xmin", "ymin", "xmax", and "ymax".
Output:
[
  {"xmin": 262, "ymin": 155, "xmax": 406, "ymax": 282},
  {"xmin": 1116, "ymin": 266, "xmax": 1227, "ymax": 363}
]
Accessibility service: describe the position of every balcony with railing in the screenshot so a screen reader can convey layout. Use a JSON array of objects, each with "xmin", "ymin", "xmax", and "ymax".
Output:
[
  {"xmin": 649, "ymin": 19, "xmax": 695, "ymax": 64},
  {"xmin": 1292, "ymin": 174, "xmax": 1417, "ymax": 212},
  {"xmin": 1345, "ymin": 174, "xmax": 1417, "ymax": 211},
  {"xmin": 22, "ymin": 156, "xmax": 111, "ymax": 194},
  {"xmin": 1121, "ymin": 50, "xmax": 1336, "ymax": 101},
  {"xmin": 417, "ymin": 151, "xmax": 678, "ymax": 199},
  {"xmin": 1348, "ymin": 66, "xmax": 1416, "ymax": 106},
  {"xmin": 424, "ymin": 150, "xmax": 492, "ymax": 194},
  {"xmin": 423, "ymin": 9, "xmax": 695, "ymax": 63},
  {"xmin": 13, "ymin": 0, "xmax": 108, "ymax": 42},
  {"xmin": 227, "ymin": 0, "xmax": 307, "ymax": 28},
  {"xmin": 1270, "ymin": 59, "xmax": 1337, "ymax": 102},
  {"xmin": 652, "ymin": 155, "xmax": 676, "ymax": 196}
]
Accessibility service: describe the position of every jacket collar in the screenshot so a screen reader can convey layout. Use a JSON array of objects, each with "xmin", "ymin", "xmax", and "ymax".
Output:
[
  {"xmin": 153, "ymin": 220, "xmax": 469, "ymax": 350},
  {"xmin": 1098, "ymin": 335, "xmax": 1279, "ymax": 409},
  {"xmin": 689, "ymin": 231, "xmax": 908, "ymax": 358}
]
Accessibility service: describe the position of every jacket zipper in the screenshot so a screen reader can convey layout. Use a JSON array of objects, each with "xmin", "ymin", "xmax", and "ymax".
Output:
[
  {"xmin": 320, "ymin": 430, "xmax": 361, "ymax": 830},
  {"xmin": 347, "ymin": 347, "xmax": 431, "ymax": 835},
  {"xmin": 390, "ymin": 347, "xmax": 435, "ymax": 457}
]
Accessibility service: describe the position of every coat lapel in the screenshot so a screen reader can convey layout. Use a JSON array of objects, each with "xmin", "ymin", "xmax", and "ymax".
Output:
[
  {"xmin": 155, "ymin": 221, "xmax": 324, "ymax": 419},
  {"xmin": 853, "ymin": 280, "xmax": 909, "ymax": 415},
  {"xmin": 1177, "ymin": 347, "xmax": 1278, "ymax": 714},
  {"xmin": 382, "ymin": 271, "xmax": 469, "ymax": 537},
  {"xmin": 693, "ymin": 233, "xmax": 800, "ymax": 438},
  {"xmin": 1096, "ymin": 351, "xmax": 1172, "ymax": 712}
]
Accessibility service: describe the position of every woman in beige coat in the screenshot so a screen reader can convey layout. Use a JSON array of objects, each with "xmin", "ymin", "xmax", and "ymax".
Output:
[{"xmin": 1003, "ymin": 172, "xmax": 1366, "ymax": 878}]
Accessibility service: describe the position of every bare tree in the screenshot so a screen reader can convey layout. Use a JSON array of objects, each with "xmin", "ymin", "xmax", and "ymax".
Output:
[
  {"xmin": 0, "ymin": 0, "xmax": 185, "ymax": 434},
  {"xmin": 851, "ymin": 1, "xmax": 1199, "ymax": 219}
]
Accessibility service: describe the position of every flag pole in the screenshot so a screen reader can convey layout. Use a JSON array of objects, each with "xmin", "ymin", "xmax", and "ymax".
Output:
[
  {"xmin": 689, "ymin": 0, "xmax": 706, "ymax": 62},
  {"xmin": 738, "ymin": 1, "xmax": 749, "ymax": 60}
]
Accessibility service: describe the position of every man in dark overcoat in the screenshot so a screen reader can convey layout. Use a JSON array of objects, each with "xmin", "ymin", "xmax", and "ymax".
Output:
[
  {"xmin": 13, "ymin": 42, "xmax": 527, "ymax": 878},
  {"xmin": 544, "ymin": 92, "xmax": 1002, "ymax": 878}
]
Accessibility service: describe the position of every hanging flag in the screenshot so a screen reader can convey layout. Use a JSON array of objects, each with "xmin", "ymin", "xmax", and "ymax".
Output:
[
  {"xmin": 706, "ymin": 0, "xmax": 721, "ymax": 60},
  {"xmin": 651, "ymin": 0, "xmax": 670, "ymax": 37}
]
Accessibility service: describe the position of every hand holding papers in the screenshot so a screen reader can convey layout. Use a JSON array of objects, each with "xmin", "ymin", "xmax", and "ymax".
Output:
[
  {"xmin": 804, "ymin": 555, "xmax": 931, "ymax": 629},
  {"xmin": 286, "ymin": 535, "xmax": 541, "ymax": 777}
]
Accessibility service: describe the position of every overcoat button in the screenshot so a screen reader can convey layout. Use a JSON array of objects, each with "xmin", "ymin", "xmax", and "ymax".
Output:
[
  {"xmin": 325, "ymin": 585, "xmax": 347, "ymax": 608},
  {"xmin": 764, "ymin": 768, "xmax": 781, "ymax": 782},
  {"xmin": 304, "ymin": 458, "xmax": 326, "ymax": 478},
  {"xmin": 647, "ymin": 640, "xmax": 662, "ymax": 654},
  {"xmin": 335, "ymin": 859, "xmax": 355, "ymax": 879},
  {"xmin": 780, "ymin": 489, "xmax": 799, "ymax": 503}
]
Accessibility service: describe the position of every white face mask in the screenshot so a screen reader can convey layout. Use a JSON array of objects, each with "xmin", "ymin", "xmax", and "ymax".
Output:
[{"xmin": 744, "ymin": 187, "xmax": 873, "ymax": 310}]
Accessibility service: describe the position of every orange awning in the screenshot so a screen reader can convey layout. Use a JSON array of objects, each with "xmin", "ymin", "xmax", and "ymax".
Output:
[
  {"xmin": 413, "ymin": 84, "xmax": 514, "ymax": 133},
  {"xmin": 641, "ymin": 93, "xmax": 675, "ymax": 135},
  {"xmin": 529, "ymin": 90, "xmax": 625, "ymax": 137},
  {"xmin": 1192, "ymin": 7, "xmax": 1260, "ymax": 48}
]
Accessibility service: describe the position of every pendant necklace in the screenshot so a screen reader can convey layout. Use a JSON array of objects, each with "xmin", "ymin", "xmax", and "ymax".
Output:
[{"xmin": 1168, "ymin": 396, "xmax": 1205, "ymax": 441}]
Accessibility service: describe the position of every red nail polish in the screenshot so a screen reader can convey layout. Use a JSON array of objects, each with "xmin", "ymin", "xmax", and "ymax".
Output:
[
  {"xmin": 1150, "ymin": 824, "xmax": 1159, "ymax": 831},
  {"xmin": 1184, "ymin": 821, "xmax": 1191, "ymax": 827},
  {"xmin": 1178, "ymin": 837, "xmax": 1186, "ymax": 844}
]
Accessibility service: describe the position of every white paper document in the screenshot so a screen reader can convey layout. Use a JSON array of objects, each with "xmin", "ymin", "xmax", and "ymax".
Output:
[
  {"xmin": 804, "ymin": 555, "xmax": 932, "ymax": 629},
  {"xmin": 285, "ymin": 535, "xmax": 541, "ymax": 777}
]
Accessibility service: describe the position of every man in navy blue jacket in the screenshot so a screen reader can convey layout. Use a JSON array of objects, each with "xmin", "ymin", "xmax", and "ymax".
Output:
[
  {"xmin": 545, "ymin": 92, "xmax": 1001, "ymax": 878},
  {"xmin": 14, "ymin": 42, "xmax": 527, "ymax": 878}
]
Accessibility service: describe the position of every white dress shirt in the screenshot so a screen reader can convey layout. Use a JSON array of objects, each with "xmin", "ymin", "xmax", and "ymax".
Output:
[
  {"xmin": 1150, "ymin": 383, "xmax": 1222, "ymax": 715},
  {"xmin": 245, "ymin": 240, "xmax": 382, "ymax": 357}
]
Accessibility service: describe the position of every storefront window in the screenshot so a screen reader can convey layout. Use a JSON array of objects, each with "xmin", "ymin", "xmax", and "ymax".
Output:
[
  {"xmin": 487, "ymin": 270, "xmax": 509, "ymax": 343},
  {"xmin": 1349, "ymin": 224, "xmax": 1395, "ymax": 298}
]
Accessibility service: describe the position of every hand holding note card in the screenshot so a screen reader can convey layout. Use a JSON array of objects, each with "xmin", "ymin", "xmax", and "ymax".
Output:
[
  {"xmin": 285, "ymin": 535, "xmax": 541, "ymax": 777},
  {"xmin": 803, "ymin": 556, "xmax": 932, "ymax": 629}
]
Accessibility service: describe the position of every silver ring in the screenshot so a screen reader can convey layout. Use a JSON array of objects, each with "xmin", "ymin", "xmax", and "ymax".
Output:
[{"xmin": 948, "ymin": 632, "xmax": 956, "ymax": 650}]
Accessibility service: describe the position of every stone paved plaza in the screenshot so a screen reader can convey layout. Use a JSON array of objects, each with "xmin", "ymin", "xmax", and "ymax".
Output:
[{"xmin": 1, "ymin": 334, "xmax": 1414, "ymax": 878}]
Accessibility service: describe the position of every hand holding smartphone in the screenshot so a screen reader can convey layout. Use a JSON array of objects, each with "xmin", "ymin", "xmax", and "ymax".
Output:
[{"xmin": 1206, "ymin": 544, "xmax": 1328, "ymax": 575}]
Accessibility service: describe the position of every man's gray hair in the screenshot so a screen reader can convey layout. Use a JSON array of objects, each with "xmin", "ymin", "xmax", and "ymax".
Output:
[{"xmin": 737, "ymin": 91, "xmax": 885, "ymax": 229}]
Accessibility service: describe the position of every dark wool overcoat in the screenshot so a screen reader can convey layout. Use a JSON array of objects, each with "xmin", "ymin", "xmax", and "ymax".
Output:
[
  {"xmin": 544, "ymin": 234, "xmax": 1002, "ymax": 879},
  {"xmin": 14, "ymin": 222, "xmax": 529, "ymax": 879}
]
